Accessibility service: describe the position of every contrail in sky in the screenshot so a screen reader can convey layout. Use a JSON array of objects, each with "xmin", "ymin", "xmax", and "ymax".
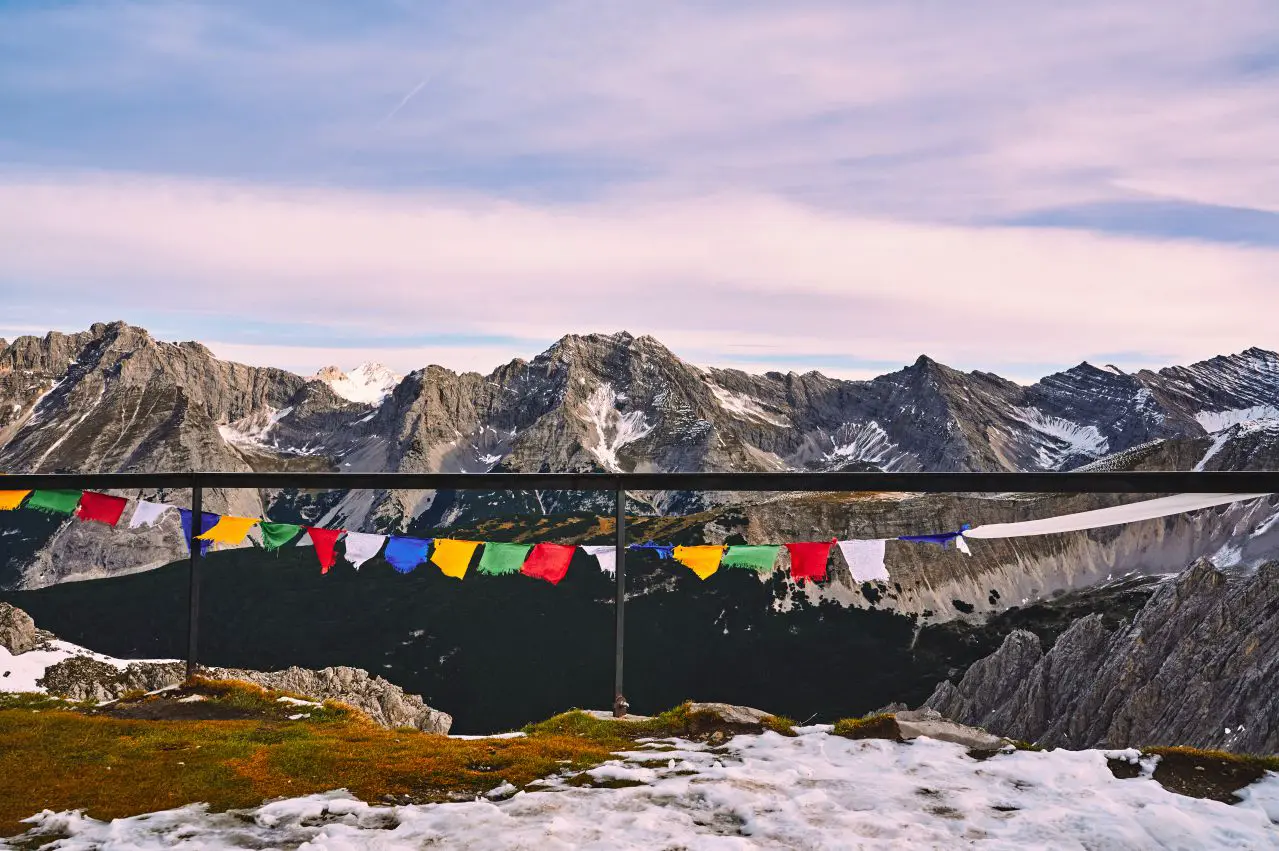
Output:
[{"xmin": 377, "ymin": 77, "xmax": 430, "ymax": 127}]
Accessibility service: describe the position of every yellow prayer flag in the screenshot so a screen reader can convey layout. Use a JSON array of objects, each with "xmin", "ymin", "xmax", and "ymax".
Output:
[
  {"xmin": 431, "ymin": 538, "xmax": 480, "ymax": 580},
  {"xmin": 673, "ymin": 545, "xmax": 726, "ymax": 580},
  {"xmin": 0, "ymin": 490, "xmax": 32, "ymax": 511},
  {"xmin": 195, "ymin": 516, "xmax": 260, "ymax": 546}
]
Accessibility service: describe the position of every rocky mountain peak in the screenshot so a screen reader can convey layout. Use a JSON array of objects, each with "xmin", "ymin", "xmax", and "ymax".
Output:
[{"xmin": 316, "ymin": 362, "xmax": 400, "ymax": 405}]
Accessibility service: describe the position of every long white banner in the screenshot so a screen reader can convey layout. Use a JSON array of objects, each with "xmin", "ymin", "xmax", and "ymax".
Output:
[{"xmin": 963, "ymin": 493, "xmax": 1273, "ymax": 539}]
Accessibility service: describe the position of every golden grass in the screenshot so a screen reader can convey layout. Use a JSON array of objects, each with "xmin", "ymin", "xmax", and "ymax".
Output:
[
  {"xmin": 0, "ymin": 682, "xmax": 621, "ymax": 838},
  {"xmin": 831, "ymin": 713, "xmax": 902, "ymax": 741}
]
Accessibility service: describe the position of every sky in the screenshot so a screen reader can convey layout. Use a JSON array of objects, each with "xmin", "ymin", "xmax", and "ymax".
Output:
[{"xmin": 1, "ymin": 0, "xmax": 1277, "ymax": 382}]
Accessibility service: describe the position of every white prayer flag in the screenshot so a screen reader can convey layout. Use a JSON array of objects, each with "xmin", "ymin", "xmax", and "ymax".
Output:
[
  {"xmin": 128, "ymin": 500, "xmax": 171, "ymax": 529},
  {"xmin": 837, "ymin": 539, "xmax": 890, "ymax": 583},
  {"xmin": 342, "ymin": 532, "xmax": 386, "ymax": 570},
  {"xmin": 582, "ymin": 545, "xmax": 617, "ymax": 575}
]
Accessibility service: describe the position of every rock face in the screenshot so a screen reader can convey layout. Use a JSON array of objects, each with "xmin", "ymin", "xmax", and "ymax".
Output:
[
  {"xmin": 0, "ymin": 601, "xmax": 40, "ymax": 654},
  {"xmin": 209, "ymin": 665, "xmax": 453, "ymax": 734},
  {"xmin": 925, "ymin": 559, "xmax": 1279, "ymax": 754}
]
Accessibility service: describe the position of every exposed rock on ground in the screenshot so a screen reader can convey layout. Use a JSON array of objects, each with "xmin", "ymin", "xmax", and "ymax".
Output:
[
  {"xmin": 3, "ymin": 603, "xmax": 451, "ymax": 733},
  {"xmin": 208, "ymin": 665, "xmax": 452, "ymax": 734},
  {"xmin": 36, "ymin": 656, "xmax": 186, "ymax": 703},
  {"xmin": 926, "ymin": 559, "xmax": 1279, "ymax": 753},
  {"xmin": 0, "ymin": 602, "xmax": 41, "ymax": 654}
]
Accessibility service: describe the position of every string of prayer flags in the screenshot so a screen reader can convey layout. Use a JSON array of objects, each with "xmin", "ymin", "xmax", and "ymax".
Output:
[
  {"xmin": 478, "ymin": 542, "xmax": 532, "ymax": 576},
  {"xmin": 0, "ymin": 490, "xmax": 31, "ymax": 511},
  {"xmin": 128, "ymin": 500, "xmax": 171, "ymax": 529},
  {"xmin": 581, "ymin": 544, "xmax": 616, "ymax": 575},
  {"xmin": 384, "ymin": 536, "xmax": 432, "ymax": 574},
  {"xmin": 837, "ymin": 540, "xmax": 890, "ymax": 583},
  {"xmin": 673, "ymin": 545, "xmax": 725, "ymax": 580},
  {"xmin": 27, "ymin": 490, "xmax": 83, "ymax": 515},
  {"xmin": 259, "ymin": 522, "xmax": 304, "ymax": 551},
  {"xmin": 197, "ymin": 515, "xmax": 259, "ymax": 546},
  {"xmin": 721, "ymin": 545, "xmax": 781, "ymax": 572},
  {"xmin": 178, "ymin": 509, "xmax": 218, "ymax": 556},
  {"xmin": 342, "ymin": 532, "xmax": 386, "ymax": 570},
  {"xmin": 306, "ymin": 527, "xmax": 345, "ymax": 574},
  {"xmin": 786, "ymin": 540, "xmax": 834, "ymax": 582},
  {"xmin": 521, "ymin": 542, "xmax": 575, "ymax": 585},
  {"xmin": 432, "ymin": 539, "xmax": 480, "ymax": 580},
  {"xmin": 74, "ymin": 492, "xmax": 128, "ymax": 527}
]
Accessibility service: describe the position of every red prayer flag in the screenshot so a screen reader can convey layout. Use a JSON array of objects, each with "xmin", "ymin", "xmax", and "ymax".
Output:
[
  {"xmin": 74, "ymin": 492, "xmax": 128, "ymax": 527},
  {"xmin": 307, "ymin": 527, "xmax": 345, "ymax": 574},
  {"xmin": 786, "ymin": 540, "xmax": 834, "ymax": 583},
  {"xmin": 521, "ymin": 542, "xmax": 575, "ymax": 585}
]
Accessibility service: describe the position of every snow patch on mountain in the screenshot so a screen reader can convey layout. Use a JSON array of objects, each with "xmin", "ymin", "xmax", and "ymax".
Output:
[
  {"xmin": 1011, "ymin": 408, "xmax": 1109, "ymax": 468},
  {"xmin": 1196, "ymin": 405, "xmax": 1279, "ymax": 433},
  {"xmin": 582, "ymin": 383, "xmax": 654, "ymax": 472},
  {"xmin": 317, "ymin": 363, "xmax": 400, "ymax": 405},
  {"xmin": 707, "ymin": 382, "xmax": 790, "ymax": 427},
  {"xmin": 218, "ymin": 406, "xmax": 293, "ymax": 447},
  {"xmin": 824, "ymin": 421, "xmax": 911, "ymax": 470},
  {"xmin": 13, "ymin": 732, "xmax": 1279, "ymax": 849}
]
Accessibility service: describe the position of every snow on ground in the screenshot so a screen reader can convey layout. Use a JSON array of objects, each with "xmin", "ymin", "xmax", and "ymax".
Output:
[
  {"xmin": 13, "ymin": 730, "xmax": 1278, "ymax": 849},
  {"xmin": 0, "ymin": 640, "xmax": 175, "ymax": 693}
]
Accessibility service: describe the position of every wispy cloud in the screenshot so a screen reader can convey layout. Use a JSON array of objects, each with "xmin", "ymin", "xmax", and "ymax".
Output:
[
  {"xmin": 1, "ymin": 171, "xmax": 1275, "ymax": 380},
  {"xmin": 1, "ymin": 1, "xmax": 1277, "ymax": 378}
]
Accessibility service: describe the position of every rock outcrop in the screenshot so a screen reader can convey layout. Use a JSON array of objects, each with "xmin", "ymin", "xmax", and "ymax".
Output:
[
  {"xmin": 2, "ymin": 602, "xmax": 452, "ymax": 733},
  {"xmin": 207, "ymin": 665, "xmax": 452, "ymax": 734},
  {"xmin": 36, "ymin": 656, "xmax": 187, "ymax": 703},
  {"xmin": 925, "ymin": 559, "xmax": 1279, "ymax": 754},
  {"xmin": 0, "ymin": 602, "xmax": 41, "ymax": 654}
]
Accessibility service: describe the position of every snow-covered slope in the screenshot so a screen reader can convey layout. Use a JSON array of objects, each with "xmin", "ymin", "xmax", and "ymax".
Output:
[
  {"xmin": 315, "ymin": 362, "xmax": 401, "ymax": 405},
  {"xmin": 12, "ymin": 732, "xmax": 1278, "ymax": 849},
  {"xmin": 0, "ymin": 639, "xmax": 174, "ymax": 693}
]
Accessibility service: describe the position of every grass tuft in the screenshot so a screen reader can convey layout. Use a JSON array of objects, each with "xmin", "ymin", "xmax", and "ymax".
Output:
[{"xmin": 832, "ymin": 714, "xmax": 903, "ymax": 742}]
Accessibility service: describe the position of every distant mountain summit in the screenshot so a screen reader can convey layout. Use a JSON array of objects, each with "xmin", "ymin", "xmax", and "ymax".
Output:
[{"xmin": 315, "ymin": 363, "xmax": 401, "ymax": 405}]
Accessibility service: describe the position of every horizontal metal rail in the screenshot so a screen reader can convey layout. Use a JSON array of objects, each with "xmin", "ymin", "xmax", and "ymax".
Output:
[{"xmin": 1, "ymin": 470, "xmax": 1278, "ymax": 493}]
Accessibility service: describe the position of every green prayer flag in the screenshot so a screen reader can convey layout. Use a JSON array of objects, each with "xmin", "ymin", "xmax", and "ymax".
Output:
[
  {"xmin": 259, "ymin": 522, "xmax": 303, "ymax": 551},
  {"xmin": 477, "ymin": 542, "xmax": 532, "ymax": 575},
  {"xmin": 27, "ymin": 489, "xmax": 82, "ymax": 515},
  {"xmin": 721, "ymin": 545, "xmax": 781, "ymax": 572}
]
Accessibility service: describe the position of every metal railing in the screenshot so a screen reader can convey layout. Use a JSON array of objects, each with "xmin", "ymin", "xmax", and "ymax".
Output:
[{"xmin": 5, "ymin": 469, "xmax": 1276, "ymax": 716}]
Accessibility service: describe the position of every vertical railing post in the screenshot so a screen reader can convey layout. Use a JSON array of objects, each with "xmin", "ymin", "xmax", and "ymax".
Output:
[
  {"xmin": 613, "ymin": 480, "xmax": 628, "ymax": 717},
  {"xmin": 185, "ymin": 474, "xmax": 203, "ymax": 680}
]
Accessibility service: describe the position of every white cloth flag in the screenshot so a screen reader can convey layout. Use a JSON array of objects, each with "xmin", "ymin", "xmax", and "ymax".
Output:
[
  {"xmin": 582, "ymin": 545, "xmax": 617, "ymax": 576},
  {"xmin": 964, "ymin": 493, "xmax": 1272, "ymax": 539},
  {"xmin": 343, "ymin": 532, "xmax": 386, "ymax": 570},
  {"xmin": 837, "ymin": 539, "xmax": 890, "ymax": 583},
  {"xmin": 128, "ymin": 500, "xmax": 172, "ymax": 529}
]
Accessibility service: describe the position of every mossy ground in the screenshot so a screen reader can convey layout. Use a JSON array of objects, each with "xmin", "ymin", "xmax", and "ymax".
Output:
[
  {"xmin": 0, "ymin": 689, "xmax": 797, "ymax": 838},
  {"xmin": 0, "ymin": 681, "xmax": 617, "ymax": 837}
]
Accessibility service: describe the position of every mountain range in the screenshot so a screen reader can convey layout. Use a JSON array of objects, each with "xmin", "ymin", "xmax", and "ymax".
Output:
[
  {"xmin": 2, "ymin": 320, "xmax": 1279, "ymax": 591},
  {"xmin": 2, "ymin": 321, "xmax": 1278, "ymax": 738}
]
